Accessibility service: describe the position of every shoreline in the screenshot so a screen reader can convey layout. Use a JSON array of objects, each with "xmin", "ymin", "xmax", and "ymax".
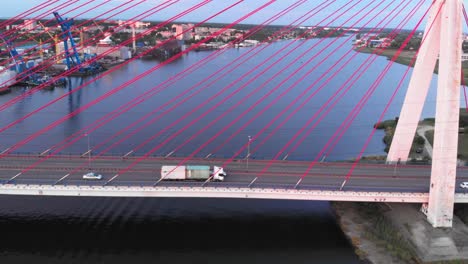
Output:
[
  {"xmin": 333, "ymin": 202, "xmax": 413, "ymax": 264},
  {"xmin": 333, "ymin": 202, "xmax": 468, "ymax": 264},
  {"xmin": 336, "ymin": 114, "xmax": 468, "ymax": 264},
  {"xmin": 356, "ymin": 47, "xmax": 468, "ymax": 83}
]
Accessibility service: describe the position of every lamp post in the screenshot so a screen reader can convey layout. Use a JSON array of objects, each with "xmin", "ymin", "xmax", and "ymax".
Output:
[
  {"xmin": 86, "ymin": 133, "xmax": 91, "ymax": 170},
  {"xmin": 247, "ymin": 136, "xmax": 252, "ymax": 171}
]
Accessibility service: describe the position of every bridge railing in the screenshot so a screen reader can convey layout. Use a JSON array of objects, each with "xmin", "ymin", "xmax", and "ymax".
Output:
[{"xmin": 5, "ymin": 151, "xmax": 460, "ymax": 167}]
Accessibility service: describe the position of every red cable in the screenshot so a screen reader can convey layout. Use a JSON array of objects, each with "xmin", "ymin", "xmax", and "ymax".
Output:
[
  {"xmin": 0, "ymin": 0, "xmax": 61, "ymax": 31},
  {"xmin": 340, "ymin": 0, "xmax": 445, "ymax": 182},
  {"xmin": 462, "ymin": 4, "xmax": 468, "ymax": 111},
  {"xmin": 314, "ymin": 1, "xmax": 440, "ymax": 186},
  {"xmin": 211, "ymin": 0, "xmax": 419, "ymax": 180},
  {"xmin": 0, "ymin": 0, "xmax": 182, "ymax": 124},
  {"xmin": 324, "ymin": 1, "xmax": 442, "ymax": 160},
  {"xmin": 0, "ymin": 0, "xmax": 146, "ymax": 85},
  {"xmin": 109, "ymin": 0, "xmax": 378, "ymax": 177},
  {"xmin": 283, "ymin": 0, "xmax": 426, "ymax": 159},
  {"xmin": 0, "ymin": 0, "xmax": 252, "ymax": 159},
  {"xmin": 11, "ymin": 0, "xmax": 348, "ymax": 163},
  {"xmin": 1, "ymin": 0, "xmax": 81, "ymax": 41},
  {"xmin": 0, "ymin": 0, "xmax": 92, "ymax": 78},
  {"xmin": 0, "ymin": 0, "xmax": 178, "ymax": 110},
  {"xmin": 462, "ymin": 70, "xmax": 468, "ymax": 112},
  {"xmin": 93, "ymin": 0, "xmax": 345, "ymax": 156},
  {"xmin": 0, "ymin": 0, "xmax": 92, "ymax": 61},
  {"xmin": 48, "ymin": 0, "xmax": 315, "ymax": 156},
  {"xmin": 98, "ymin": 1, "xmax": 317, "ymax": 177},
  {"xmin": 211, "ymin": 0, "xmax": 411, "ymax": 159},
  {"xmin": 0, "ymin": 0, "xmax": 132, "ymax": 72},
  {"xmin": 18, "ymin": 0, "xmax": 317, "ymax": 177}
]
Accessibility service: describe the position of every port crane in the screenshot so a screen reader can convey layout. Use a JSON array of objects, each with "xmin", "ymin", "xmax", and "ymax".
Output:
[
  {"xmin": 0, "ymin": 32, "xmax": 28, "ymax": 74},
  {"xmin": 0, "ymin": 31, "xmax": 54, "ymax": 86},
  {"xmin": 53, "ymin": 11, "xmax": 103, "ymax": 75}
]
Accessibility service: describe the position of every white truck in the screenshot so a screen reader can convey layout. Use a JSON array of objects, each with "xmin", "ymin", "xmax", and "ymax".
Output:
[{"xmin": 161, "ymin": 165, "xmax": 226, "ymax": 182}]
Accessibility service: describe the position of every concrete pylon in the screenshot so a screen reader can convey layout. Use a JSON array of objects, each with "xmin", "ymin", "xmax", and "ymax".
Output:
[
  {"xmin": 386, "ymin": 1, "xmax": 443, "ymax": 163},
  {"xmin": 387, "ymin": 0, "xmax": 463, "ymax": 228},
  {"xmin": 427, "ymin": 0, "xmax": 463, "ymax": 228}
]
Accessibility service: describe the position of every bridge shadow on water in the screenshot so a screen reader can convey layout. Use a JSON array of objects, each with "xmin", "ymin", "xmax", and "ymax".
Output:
[{"xmin": 0, "ymin": 196, "xmax": 363, "ymax": 264}]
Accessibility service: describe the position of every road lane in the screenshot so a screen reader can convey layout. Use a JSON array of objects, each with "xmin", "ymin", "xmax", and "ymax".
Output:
[{"xmin": 0, "ymin": 155, "xmax": 465, "ymax": 193}]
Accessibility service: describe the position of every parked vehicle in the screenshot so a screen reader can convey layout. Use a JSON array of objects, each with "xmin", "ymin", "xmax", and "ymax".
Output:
[
  {"xmin": 460, "ymin": 182, "xmax": 468, "ymax": 189},
  {"xmin": 161, "ymin": 165, "xmax": 226, "ymax": 181}
]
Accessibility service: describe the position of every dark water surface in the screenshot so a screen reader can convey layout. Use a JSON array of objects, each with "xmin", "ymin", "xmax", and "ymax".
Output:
[
  {"xmin": 0, "ymin": 196, "xmax": 361, "ymax": 264},
  {"xmin": 0, "ymin": 38, "xmax": 440, "ymax": 263}
]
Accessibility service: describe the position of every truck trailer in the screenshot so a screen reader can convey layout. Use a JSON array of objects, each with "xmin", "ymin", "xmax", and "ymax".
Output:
[{"xmin": 161, "ymin": 165, "xmax": 226, "ymax": 182}]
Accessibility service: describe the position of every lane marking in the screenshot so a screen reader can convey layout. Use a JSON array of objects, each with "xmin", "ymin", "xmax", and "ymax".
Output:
[
  {"xmin": 248, "ymin": 177, "xmax": 258, "ymax": 188},
  {"xmin": 202, "ymin": 176, "xmax": 214, "ymax": 187},
  {"xmin": 165, "ymin": 151, "xmax": 174, "ymax": 158},
  {"xmin": 294, "ymin": 178, "xmax": 303, "ymax": 189},
  {"xmin": 7, "ymin": 172, "xmax": 22, "ymax": 183},
  {"xmin": 123, "ymin": 150, "xmax": 134, "ymax": 158},
  {"xmin": 154, "ymin": 177, "xmax": 164, "ymax": 186},
  {"xmin": 54, "ymin": 173, "xmax": 70, "ymax": 185},
  {"xmin": 104, "ymin": 174, "xmax": 119, "ymax": 186},
  {"xmin": 1, "ymin": 148, "xmax": 11, "ymax": 155},
  {"xmin": 40, "ymin": 148, "xmax": 51, "ymax": 156},
  {"xmin": 320, "ymin": 155, "xmax": 327, "ymax": 162},
  {"xmin": 339, "ymin": 179, "xmax": 347, "ymax": 191}
]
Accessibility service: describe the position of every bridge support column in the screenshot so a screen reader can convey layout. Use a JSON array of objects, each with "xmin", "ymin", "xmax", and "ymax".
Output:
[
  {"xmin": 427, "ymin": 0, "xmax": 463, "ymax": 228},
  {"xmin": 387, "ymin": 0, "xmax": 463, "ymax": 227},
  {"xmin": 386, "ymin": 0, "xmax": 443, "ymax": 164}
]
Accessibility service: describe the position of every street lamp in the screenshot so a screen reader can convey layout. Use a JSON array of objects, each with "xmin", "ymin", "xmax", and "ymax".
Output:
[
  {"xmin": 85, "ymin": 133, "xmax": 91, "ymax": 170},
  {"xmin": 247, "ymin": 135, "xmax": 252, "ymax": 171}
]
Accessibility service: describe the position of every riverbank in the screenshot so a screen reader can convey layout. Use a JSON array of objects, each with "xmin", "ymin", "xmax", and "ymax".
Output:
[
  {"xmin": 357, "ymin": 47, "xmax": 468, "ymax": 83},
  {"xmin": 333, "ymin": 202, "xmax": 414, "ymax": 264},
  {"xmin": 333, "ymin": 202, "xmax": 468, "ymax": 263},
  {"xmin": 374, "ymin": 118, "xmax": 433, "ymax": 163},
  {"xmin": 375, "ymin": 108, "xmax": 468, "ymax": 164}
]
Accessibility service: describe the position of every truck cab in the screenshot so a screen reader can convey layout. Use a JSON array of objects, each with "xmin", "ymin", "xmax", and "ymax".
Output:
[{"xmin": 212, "ymin": 166, "xmax": 226, "ymax": 182}]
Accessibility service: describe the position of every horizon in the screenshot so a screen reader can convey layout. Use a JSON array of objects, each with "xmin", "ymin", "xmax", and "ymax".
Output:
[{"xmin": 0, "ymin": 0, "xmax": 440, "ymax": 30}]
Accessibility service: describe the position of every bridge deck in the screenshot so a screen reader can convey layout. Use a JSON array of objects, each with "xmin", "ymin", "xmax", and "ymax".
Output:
[{"xmin": 0, "ymin": 155, "xmax": 466, "ymax": 201}]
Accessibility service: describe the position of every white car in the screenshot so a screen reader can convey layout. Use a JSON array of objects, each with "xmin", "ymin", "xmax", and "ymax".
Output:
[
  {"xmin": 460, "ymin": 182, "xmax": 468, "ymax": 189},
  {"xmin": 82, "ymin": 172, "xmax": 103, "ymax": 180}
]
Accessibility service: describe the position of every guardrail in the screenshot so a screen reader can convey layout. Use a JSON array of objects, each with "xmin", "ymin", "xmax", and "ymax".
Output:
[{"xmin": 0, "ymin": 183, "xmax": 438, "ymax": 203}]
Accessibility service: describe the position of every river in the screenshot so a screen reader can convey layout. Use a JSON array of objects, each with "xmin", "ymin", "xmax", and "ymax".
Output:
[{"xmin": 0, "ymin": 38, "xmax": 440, "ymax": 263}]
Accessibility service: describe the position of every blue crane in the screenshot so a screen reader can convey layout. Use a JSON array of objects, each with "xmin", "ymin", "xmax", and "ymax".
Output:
[
  {"xmin": 0, "ymin": 32, "xmax": 64, "ymax": 87},
  {"xmin": 53, "ymin": 11, "xmax": 102, "ymax": 75},
  {"xmin": 0, "ymin": 31, "xmax": 47, "ymax": 85},
  {"xmin": 0, "ymin": 32, "xmax": 28, "ymax": 74}
]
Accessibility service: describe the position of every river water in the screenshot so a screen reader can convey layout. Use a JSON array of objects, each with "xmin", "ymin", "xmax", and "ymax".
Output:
[{"xmin": 0, "ymin": 38, "xmax": 440, "ymax": 263}]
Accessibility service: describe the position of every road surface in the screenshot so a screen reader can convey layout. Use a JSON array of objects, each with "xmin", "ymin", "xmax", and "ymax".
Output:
[{"xmin": 0, "ymin": 154, "xmax": 467, "ymax": 193}]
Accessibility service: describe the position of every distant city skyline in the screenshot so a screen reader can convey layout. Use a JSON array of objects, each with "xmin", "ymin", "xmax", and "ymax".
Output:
[{"xmin": 0, "ymin": 0, "xmax": 455, "ymax": 30}]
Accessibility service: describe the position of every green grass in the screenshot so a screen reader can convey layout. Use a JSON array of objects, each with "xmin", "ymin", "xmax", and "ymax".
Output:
[
  {"xmin": 424, "ymin": 125, "xmax": 468, "ymax": 160},
  {"xmin": 374, "ymin": 119, "xmax": 397, "ymax": 129},
  {"xmin": 354, "ymin": 203, "xmax": 418, "ymax": 263},
  {"xmin": 335, "ymin": 202, "xmax": 468, "ymax": 263},
  {"xmin": 425, "ymin": 130, "xmax": 434, "ymax": 146},
  {"xmin": 421, "ymin": 118, "xmax": 435, "ymax": 126},
  {"xmin": 357, "ymin": 48, "xmax": 468, "ymax": 83},
  {"xmin": 458, "ymin": 132, "xmax": 468, "ymax": 160},
  {"xmin": 375, "ymin": 119, "xmax": 426, "ymax": 154},
  {"xmin": 454, "ymin": 205, "xmax": 468, "ymax": 225}
]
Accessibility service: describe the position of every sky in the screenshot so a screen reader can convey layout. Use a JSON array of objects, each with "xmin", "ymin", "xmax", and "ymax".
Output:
[{"xmin": 0, "ymin": 0, "xmax": 460, "ymax": 30}]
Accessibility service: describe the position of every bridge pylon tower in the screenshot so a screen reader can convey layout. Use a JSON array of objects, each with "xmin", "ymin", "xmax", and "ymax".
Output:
[{"xmin": 387, "ymin": 0, "xmax": 463, "ymax": 227}]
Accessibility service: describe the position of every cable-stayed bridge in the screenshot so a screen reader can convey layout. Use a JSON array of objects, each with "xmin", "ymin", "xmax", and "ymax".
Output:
[
  {"xmin": 0, "ymin": 0, "xmax": 465, "ymax": 227},
  {"xmin": 1, "ymin": 154, "xmax": 468, "ymax": 205}
]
